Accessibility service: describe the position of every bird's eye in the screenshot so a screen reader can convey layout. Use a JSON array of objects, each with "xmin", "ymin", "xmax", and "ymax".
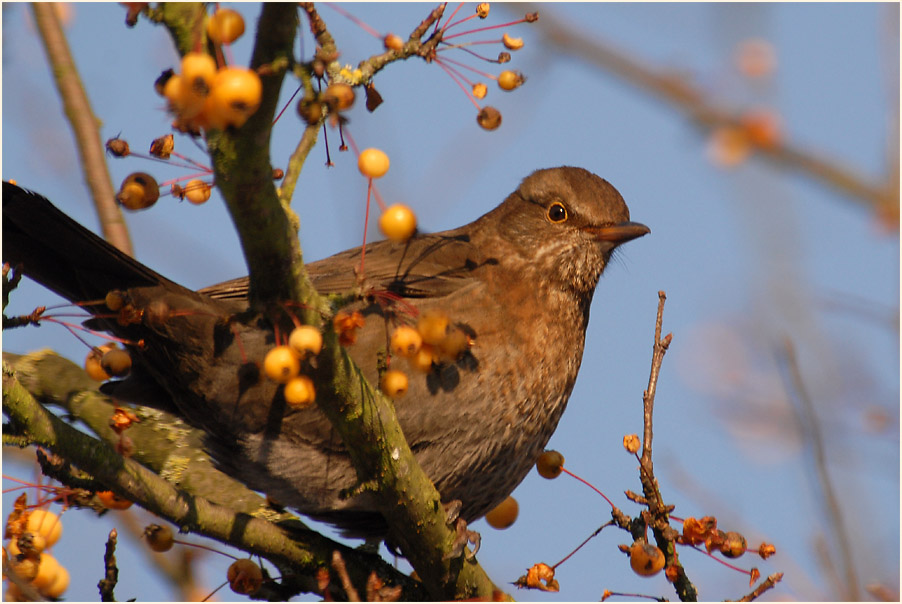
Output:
[{"xmin": 547, "ymin": 202, "xmax": 568, "ymax": 223}]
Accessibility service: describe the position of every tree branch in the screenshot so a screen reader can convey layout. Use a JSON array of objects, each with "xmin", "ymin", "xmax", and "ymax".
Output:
[{"xmin": 31, "ymin": 2, "xmax": 133, "ymax": 255}]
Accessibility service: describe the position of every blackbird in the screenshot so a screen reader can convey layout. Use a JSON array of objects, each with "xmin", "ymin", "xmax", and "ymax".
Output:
[{"xmin": 2, "ymin": 167, "xmax": 649, "ymax": 538}]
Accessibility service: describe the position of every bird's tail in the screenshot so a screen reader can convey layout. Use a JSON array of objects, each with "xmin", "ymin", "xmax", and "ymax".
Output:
[{"xmin": 2, "ymin": 181, "xmax": 179, "ymax": 304}]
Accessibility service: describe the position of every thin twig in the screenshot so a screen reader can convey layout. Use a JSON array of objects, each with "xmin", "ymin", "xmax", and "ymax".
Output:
[
  {"xmin": 31, "ymin": 3, "xmax": 133, "ymax": 255},
  {"xmin": 637, "ymin": 291, "xmax": 696, "ymax": 601},
  {"xmin": 730, "ymin": 572, "xmax": 784, "ymax": 602},
  {"xmin": 98, "ymin": 528, "xmax": 119, "ymax": 602},
  {"xmin": 778, "ymin": 338, "xmax": 860, "ymax": 600}
]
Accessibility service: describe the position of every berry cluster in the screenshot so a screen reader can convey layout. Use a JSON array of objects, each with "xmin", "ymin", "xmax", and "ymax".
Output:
[
  {"xmin": 263, "ymin": 325, "xmax": 323, "ymax": 408},
  {"xmin": 4, "ymin": 505, "xmax": 69, "ymax": 600}
]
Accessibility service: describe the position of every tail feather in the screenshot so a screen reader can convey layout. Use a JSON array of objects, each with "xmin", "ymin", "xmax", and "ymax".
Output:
[{"xmin": 2, "ymin": 182, "xmax": 179, "ymax": 303}]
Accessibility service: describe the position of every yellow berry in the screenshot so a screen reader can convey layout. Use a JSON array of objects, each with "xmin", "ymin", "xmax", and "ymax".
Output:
[
  {"xmin": 536, "ymin": 450, "xmax": 565, "ymax": 479},
  {"xmin": 184, "ymin": 179, "xmax": 212, "ymax": 204},
  {"xmin": 288, "ymin": 325, "xmax": 323, "ymax": 356},
  {"xmin": 263, "ymin": 346, "xmax": 300, "ymax": 383},
  {"xmin": 144, "ymin": 523, "xmax": 174, "ymax": 552},
  {"xmin": 390, "ymin": 325, "xmax": 422, "ymax": 357},
  {"xmin": 502, "ymin": 33, "xmax": 524, "ymax": 50},
  {"xmin": 31, "ymin": 553, "xmax": 61, "ymax": 591},
  {"xmin": 181, "ymin": 52, "xmax": 216, "ymax": 92},
  {"xmin": 284, "ymin": 375, "xmax": 316, "ymax": 408},
  {"xmin": 205, "ymin": 67, "xmax": 262, "ymax": 129},
  {"xmin": 380, "ymin": 369, "xmax": 409, "ymax": 398},
  {"xmin": 472, "ymin": 82, "xmax": 488, "ymax": 99},
  {"xmin": 358, "ymin": 148, "xmax": 390, "ymax": 179},
  {"xmin": 497, "ymin": 70, "xmax": 525, "ymax": 91},
  {"xmin": 417, "ymin": 310, "xmax": 450, "ymax": 345},
  {"xmin": 476, "ymin": 2, "xmax": 490, "ymax": 18},
  {"xmin": 26, "ymin": 510, "xmax": 62, "ymax": 547},
  {"xmin": 629, "ymin": 540, "xmax": 666, "ymax": 577},
  {"xmin": 227, "ymin": 559, "xmax": 263, "ymax": 595},
  {"xmin": 41, "ymin": 563, "xmax": 69, "ymax": 598},
  {"xmin": 117, "ymin": 172, "xmax": 159, "ymax": 210},
  {"xmin": 207, "ymin": 8, "xmax": 245, "ymax": 44},
  {"xmin": 485, "ymin": 496, "xmax": 518, "ymax": 529},
  {"xmin": 409, "ymin": 344, "xmax": 436, "ymax": 373},
  {"xmin": 435, "ymin": 327, "xmax": 469, "ymax": 360},
  {"xmin": 379, "ymin": 203, "xmax": 416, "ymax": 243}
]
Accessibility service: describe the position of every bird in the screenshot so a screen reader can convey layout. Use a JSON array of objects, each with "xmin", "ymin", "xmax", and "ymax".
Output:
[{"xmin": 2, "ymin": 167, "xmax": 649, "ymax": 539}]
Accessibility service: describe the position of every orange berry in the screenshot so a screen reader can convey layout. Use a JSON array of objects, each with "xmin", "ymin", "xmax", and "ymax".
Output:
[
  {"xmin": 181, "ymin": 52, "xmax": 216, "ymax": 93},
  {"xmin": 384, "ymin": 33, "xmax": 403, "ymax": 51},
  {"xmin": 358, "ymin": 148, "xmax": 390, "ymax": 179},
  {"xmin": 379, "ymin": 203, "xmax": 416, "ymax": 243},
  {"xmin": 263, "ymin": 346, "xmax": 300, "ymax": 383},
  {"xmin": 536, "ymin": 450, "xmax": 565, "ymax": 479},
  {"xmin": 117, "ymin": 172, "xmax": 159, "ymax": 210},
  {"xmin": 623, "ymin": 433, "xmax": 640, "ymax": 454},
  {"xmin": 707, "ymin": 126, "xmax": 750, "ymax": 168},
  {"xmin": 184, "ymin": 179, "xmax": 212, "ymax": 204},
  {"xmin": 85, "ymin": 347, "xmax": 112, "ymax": 381},
  {"xmin": 205, "ymin": 67, "xmax": 262, "ymax": 129},
  {"xmin": 97, "ymin": 491, "xmax": 133, "ymax": 510},
  {"xmin": 629, "ymin": 540, "xmax": 665, "ymax": 577},
  {"xmin": 475, "ymin": 2, "xmax": 490, "ymax": 18},
  {"xmin": 144, "ymin": 523, "xmax": 174, "ymax": 552},
  {"xmin": 380, "ymin": 369, "xmax": 409, "ymax": 398},
  {"xmin": 417, "ymin": 310, "xmax": 450, "ymax": 345},
  {"xmin": 323, "ymin": 83, "xmax": 355, "ymax": 111},
  {"xmin": 207, "ymin": 8, "xmax": 245, "ymax": 44},
  {"xmin": 472, "ymin": 82, "xmax": 488, "ymax": 99},
  {"xmin": 26, "ymin": 510, "xmax": 62, "ymax": 547},
  {"xmin": 497, "ymin": 70, "xmax": 525, "ymax": 91},
  {"xmin": 390, "ymin": 325, "xmax": 422, "ymax": 357},
  {"xmin": 284, "ymin": 375, "xmax": 316, "ymax": 408},
  {"xmin": 485, "ymin": 496, "xmax": 518, "ymax": 529},
  {"xmin": 227, "ymin": 558, "xmax": 263, "ymax": 595},
  {"xmin": 288, "ymin": 325, "xmax": 323, "ymax": 356}
]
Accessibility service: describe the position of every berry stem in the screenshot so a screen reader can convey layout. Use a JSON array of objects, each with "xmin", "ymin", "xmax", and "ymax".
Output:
[
  {"xmin": 434, "ymin": 58, "xmax": 482, "ymax": 111},
  {"xmin": 443, "ymin": 17, "xmax": 531, "ymax": 40},
  {"xmin": 324, "ymin": 2, "xmax": 382, "ymax": 39},
  {"xmin": 435, "ymin": 53, "xmax": 497, "ymax": 80},
  {"xmin": 561, "ymin": 467, "xmax": 616, "ymax": 509}
]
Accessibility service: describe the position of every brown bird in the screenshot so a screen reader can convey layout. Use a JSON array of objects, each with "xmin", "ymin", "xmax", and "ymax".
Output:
[{"xmin": 2, "ymin": 167, "xmax": 649, "ymax": 538}]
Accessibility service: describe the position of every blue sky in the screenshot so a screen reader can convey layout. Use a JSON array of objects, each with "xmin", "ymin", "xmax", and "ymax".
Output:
[{"xmin": 3, "ymin": 3, "xmax": 898, "ymax": 601}]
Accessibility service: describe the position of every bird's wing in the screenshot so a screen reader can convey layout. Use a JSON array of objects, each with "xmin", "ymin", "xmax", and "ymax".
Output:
[{"xmin": 199, "ymin": 231, "xmax": 495, "ymax": 301}]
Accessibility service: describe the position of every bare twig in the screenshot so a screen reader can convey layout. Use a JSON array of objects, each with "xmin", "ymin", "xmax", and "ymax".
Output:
[
  {"xmin": 31, "ymin": 3, "xmax": 133, "ymax": 255},
  {"xmin": 98, "ymin": 528, "xmax": 119, "ymax": 602},
  {"xmin": 636, "ymin": 291, "xmax": 696, "ymax": 601},
  {"xmin": 730, "ymin": 572, "xmax": 784, "ymax": 602},
  {"xmin": 778, "ymin": 339, "xmax": 860, "ymax": 600}
]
